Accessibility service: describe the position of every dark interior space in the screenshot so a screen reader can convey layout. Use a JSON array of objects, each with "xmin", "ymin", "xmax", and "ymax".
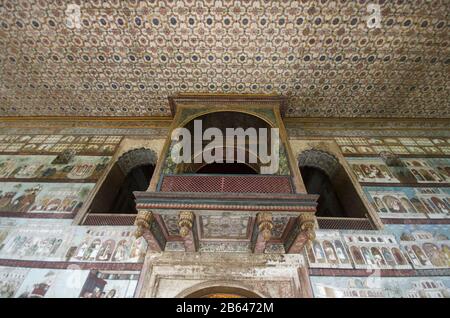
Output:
[
  {"xmin": 90, "ymin": 164, "xmax": 154, "ymax": 214},
  {"xmin": 300, "ymin": 165, "xmax": 368, "ymax": 218}
]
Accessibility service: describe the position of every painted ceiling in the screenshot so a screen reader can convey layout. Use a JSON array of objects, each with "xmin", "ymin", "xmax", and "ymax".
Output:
[{"xmin": 0, "ymin": 0, "xmax": 449, "ymax": 118}]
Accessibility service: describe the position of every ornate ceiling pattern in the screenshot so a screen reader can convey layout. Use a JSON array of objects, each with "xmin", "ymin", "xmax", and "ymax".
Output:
[{"xmin": 0, "ymin": 0, "xmax": 449, "ymax": 118}]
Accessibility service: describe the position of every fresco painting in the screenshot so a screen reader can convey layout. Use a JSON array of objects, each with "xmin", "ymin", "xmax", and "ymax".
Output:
[
  {"xmin": 0, "ymin": 267, "xmax": 29, "ymax": 298},
  {"xmin": 342, "ymin": 232, "xmax": 411, "ymax": 270},
  {"xmin": 0, "ymin": 155, "xmax": 110, "ymax": 180},
  {"xmin": 364, "ymin": 186, "xmax": 450, "ymax": 219},
  {"xmin": 0, "ymin": 266, "xmax": 139, "ymax": 298},
  {"xmin": 385, "ymin": 224, "xmax": 450, "ymax": 269},
  {"xmin": 310, "ymin": 276, "xmax": 450, "ymax": 298},
  {"xmin": 336, "ymin": 137, "xmax": 450, "ymax": 156},
  {"xmin": 0, "ymin": 182, "xmax": 95, "ymax": 214},
  {"xmin": 0, "ymin": 134, "xmax": 121, "ymax": 155},
  {"xmin": 347, "ymin": 157, "xmax": 450, "ymax": 185},
  {"xmin": 304, "ymin": 231, "xmax": 352, "ymax": 269},
  {"xmin": 0, "ymin": 222, "xmax": 147, "ymax": 263},
  {"xmin": 347, "ymin": 158, "xmax": 401, "ymax": 183}
]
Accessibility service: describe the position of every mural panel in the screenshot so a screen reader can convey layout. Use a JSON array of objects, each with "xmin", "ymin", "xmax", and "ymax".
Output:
[
  {"xmin": 343, "ymin": 231, "xmax": 411, "ymax": 270},
  {"xmin": 304, "ymin": 231, "xmax": 352, "ymax": 269},
  {"xmin": 0, "ymin": 219, "xmax": 147, "ymax": 263},
  {"xmin": 336, "ymin": 137, "xmax": 450, "ymax": 156},
  {"xmin": 0, "ymin": 155, "xmax": 110, "ymax": 180},
  {"xmin": 0, "ymin": 134, "xmax": 121, "ymax": 155},
  {"xmin": 0, "ymin": 182, "xmax": 94, "ymax": 214},
  {"xmin": 364, "ymin": 186, "xmax": 450, "ymax": 219},
  {"xmin": 347, "ymin": 157, "xmax": 450, "ymax": 185},
  {"xmin": 310, "ymin": 275, "xmax": 450, "ymax": 298},
  {"xmin": 0, "ymin": 266, "xmax": 139, "ymax": 298},
  {"xmin": 386, "ymin": 224, "xmax": 450, "ymax": 269},
  {"xmin": 346, "ymin": 158, "xmax": 401, "ymax": 183}
]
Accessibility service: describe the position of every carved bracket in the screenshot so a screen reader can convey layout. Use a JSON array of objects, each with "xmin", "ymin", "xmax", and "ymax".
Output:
[
  {"xmin": 134, "ymin": 210, "xmax": 154, "ymax": 238},
  {"xmin": 134, "ymin": 210, "xmax": 165, "ymax": 252},
  {"xmin": 257, "ymin": 212, "xmax": 274, "ymax": 241},
  {"xmin": 285, "ymin": 213, "xmax": 317, "ymax": 254},
  {"xmin": 298, "ymin": 214, "xmax": 316, "ymax": 242},
  {"xmin": 178, "ymin": 211, "xmax": 198, "ymax": 252},
  {"xmin": 178, "ymin": 211, "xmax": 194, "ymax": 237},
  {"xmin": 251, "ymin": 212, "xmax": 274, "ymax": 253}
]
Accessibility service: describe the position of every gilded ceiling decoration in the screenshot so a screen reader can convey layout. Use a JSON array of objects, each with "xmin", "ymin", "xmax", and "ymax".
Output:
[{"xmin": 0, "ymin": 0, "xmax": 449, "ymax": 118}]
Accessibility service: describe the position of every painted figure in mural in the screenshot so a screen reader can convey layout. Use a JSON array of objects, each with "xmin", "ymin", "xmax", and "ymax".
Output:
[
  {"xmin": 96, "ymin": 240, "xmax": 115, "ymax": 261},
  {"xmin": 383, "ymin": 196, "xmax": 406, "ymax": 213},
  {"xmin": 313, "ymin": 241, "xmax": 326, "ymax": 263},
  {"xmin": 129, "ymin": 237, "xmax": 145, "ymax": 262},
  {"xmin": 10, "ymin": 186, "xmax": 41, "ymax": 213},
  {"xmin": 112, "ymin": 240, "xmax": 129, "ymax": 262},
  {"xmin": 381, "ymin": 247, "xmax": 397, "ymax": 267},
  {"xmin": 419, "ymin": 169, "xmax": 436, "ymax": 182},
  {"xmin": 350, "ymin": 246, "xmax": 365, "ymax": 265},
  {"xmin": 334, "ymin": 240, "xmax": 349, "ymax": 264},
  {"xmin": 371, "ymin": 247, "xmax": 386, "ymax": 266},
  {"xmin": 74, "ymin": 241, "xmax": 89, "ymax": 260},
  {"xmin": 84, "ymin": 239, "xmax": 102, "ymax": 261},
  {"xmin": 411, "ymin": 245, "xmax": 432, "ymax": 266},
  {"xmin": 361, "ymin": 247, "xmax": 375, "ymax": 265},
  {"xmin": 323, "ymin": 241, "xmax": 339, "ymax": 264},
  {"xmin": 422, "ymin": 243, "xmax": 446, "ymax": 267},
  {"xmin": 391, "ymin": 247, "xmax": 407, "ymax": 265},
  {"xmin": 360, "ymin": 164, "xmax": 373, "ymax": 179}
]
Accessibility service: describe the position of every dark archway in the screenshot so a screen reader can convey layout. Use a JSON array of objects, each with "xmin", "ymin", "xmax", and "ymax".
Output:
[
  {"xmin": 300, "ymin": 166, "xmax": 346, "ymax": 217},
  {"xmin": 89, "ymin": 148, "xmax": 157, "ymax": 214},
  {"xmin": 299, "ymin": 149, "xmax": 370, "ymax": 219}
]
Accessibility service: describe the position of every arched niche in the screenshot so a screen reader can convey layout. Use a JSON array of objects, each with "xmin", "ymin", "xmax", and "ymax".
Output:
[
  {"xmin": 298, "ymin": 149, "xmax": 370, "ymax": 219},
  {"xmin": 89, "ymin": 148, "xmax": 157, "ymax": 214}
]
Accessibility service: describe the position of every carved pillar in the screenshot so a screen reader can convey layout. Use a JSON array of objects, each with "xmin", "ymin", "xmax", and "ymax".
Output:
[
  {"xmin": 134, "ymin": 210, "xmax": 166, "ymax": 252},
  {"xmin": 285, "ymin": 213, "xmax": 316, "ymax": 254},
  {"xmin": 178, "ymin": 211, "xmax": 198, "ymax": 252},
  {"xmin": 251, "ymin": 212, "xmax": 273, "ymax": 253}
]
